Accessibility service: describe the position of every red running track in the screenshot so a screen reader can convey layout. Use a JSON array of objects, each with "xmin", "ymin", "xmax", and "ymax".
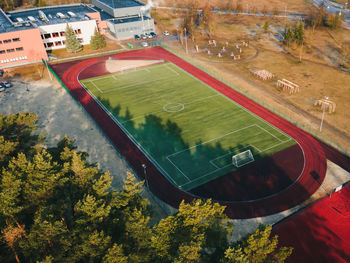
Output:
[
  {"xmin": 273, "ymin": 183, "xmax": 350, "ymax": 263},
  {"xmin": 51, "ymin": 47, "xmax": 327, "ymax": 219}
]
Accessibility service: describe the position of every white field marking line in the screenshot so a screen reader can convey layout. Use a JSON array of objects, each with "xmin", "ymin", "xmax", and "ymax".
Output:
[
  {"xmin": 180, "ymin": 151, "xmax": 256, "ymax": 188},
  {"xmin": 170, "ymin": 121, "xmax": 297, "ymax": 188},
  {"xmin": 171, "ymin": 66, "xmax": 308, "ymax": 190},
  {"xmin": 255, "ymin": 124, "xmax": 291, "ymax": 143},
  {"xmin": 208, "ymin": 145, "xmax": 259, "ymax": 167},
  {"xmin": 112, "ymin": 75, "xmax": 118, "ymax": 81},
  {"xmin": 179, "ymin": 161, "xmax": 232, "ymax": 188},
  {"xmin": 87, "ymin": 67, "xmax": 150, "ymax": 83},
  {"xmin": 77, "ymin": 75, "xmax": 179, "ymax": 187},
  {"xmin": 172, "ymin": 63, "xmax": 294, "ymax": 142},
  {"xmin": 120, "ymin": 108, "xmax": 165, "ymax": 124},
  {"xmin": 258, "ymin": 139, "xmax": 291, "ymax": 154},
  {"xmin": 99, "ymin": 64, "xmax": 180, "ymax": 94},
  {"xmin": 165, "ymin": 63, "xmax": 180, "ymax": 75},
  {"xmin": 235, "ymin": 159, "xmax": 255, "ymax": 168},
  {"xmin": 166, "ymin": 156, "xmax": 191, "ymax": 182},
  {"xmin": 183, "ymin": 94, "xmax": 220, "ymax": 106},
  {"xmin": 78, "ymin": 61, "xmax": 306, "ymax": 196},
  {"xmin": 120, "ymin": 94, "xmax": 222, "ymax": 125},
  {"xmin": 89, "ymin": 80, "xmax": 103, "ymax": 93},
  {"xmin": 166, "ymin": 125, "xmax": 259, "ymax": 187},
  {"xmin": 167, "ymin": 124, "xmax": 257, "ymax": 158},
  {"xmin": 101, "ymin": 75, "xmax": 179, "ymax": 94}
]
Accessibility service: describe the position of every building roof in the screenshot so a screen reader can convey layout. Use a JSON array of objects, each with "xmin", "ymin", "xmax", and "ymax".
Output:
[
  {"xmin": 0, "ymin": 4, "xmax": 100, "ymax": 34},
  {"xmin": 94, "ymin": 0, "xmax": 144, "ymax": 9},
  {"xmin": 0, "ymin": 8, "xmax": 24, "ymax": 33},
  {"xmin": 90, "ymin": 6, "xmax": 115, "ymax": 21},
  {"xmin": 110, "ymin": 15, "xmax": 151, "ymax": 24},
  {"xmin": 7, "ymin": 4, "xmax": 98, "ymax": 28}
]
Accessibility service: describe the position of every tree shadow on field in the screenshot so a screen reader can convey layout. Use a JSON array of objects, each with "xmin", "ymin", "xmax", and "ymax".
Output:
[
  {"xmin": 94, "ymin": 98, "xmax": 306, "ymax": 204},
  {"xmin": 190, "ymin": 143, "xmax": 305, "ymax": 202}
]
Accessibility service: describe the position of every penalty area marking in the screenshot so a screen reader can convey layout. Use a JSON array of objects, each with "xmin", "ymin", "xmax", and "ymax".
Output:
[
  {"xmin": 166, "ymin": 123, "xmax": 292, "ymax": 189},
  {"xmin": 88, "ymin": 63, "xmax": 180, "ymax": 94}
]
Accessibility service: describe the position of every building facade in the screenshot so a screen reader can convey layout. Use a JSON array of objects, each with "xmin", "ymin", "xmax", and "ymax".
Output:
[
  {"xmin": 92, "ymin": 0, "xmax": 155, "ymax": 39},
  {"xmin": 0, "ymin": 0, "xmax": 154, "ymax": 68}
]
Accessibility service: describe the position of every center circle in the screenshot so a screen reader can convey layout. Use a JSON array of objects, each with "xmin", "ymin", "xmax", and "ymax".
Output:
[{"xmin": 163, "ymin": 102, "xmax": 184, "ymax": 112}]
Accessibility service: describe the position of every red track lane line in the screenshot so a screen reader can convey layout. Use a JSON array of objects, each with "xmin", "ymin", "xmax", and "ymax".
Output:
[{"xmin": 54, "ymin": 47, "xmax": 327, "ymax": 219}]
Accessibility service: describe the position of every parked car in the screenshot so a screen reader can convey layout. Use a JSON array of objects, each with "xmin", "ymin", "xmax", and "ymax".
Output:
[
  {"xmin": 145, "ymin": 33, "xmax": 152, "ymax": 39},
  {"xmin": 141, "ymin": 34, "xmax": 147, "ymax": 40},
  {"xmin": 163, "ymin": 30, "xmax": 169, "ymax": 36},
  {"xmin": 150, "ymin": 32, "xmax": 157, "ymax": 37},
  {"xmin": 1, "ymin": 81, "xmax": 11, "ymax": 88},
  {"xmin": 140, "ymin": 42, "xmax": 148, "ymax": 47},
  {"xmin": 0, "ymin": 83, "xmax": 5, "ymax": 92},
  {"xmin": 0, "ymin": 70, "xmax": 3, "ymax": 77},
  {"xmin": 134, "ymin": 34, "xmax": 141, "ymax": 40}
]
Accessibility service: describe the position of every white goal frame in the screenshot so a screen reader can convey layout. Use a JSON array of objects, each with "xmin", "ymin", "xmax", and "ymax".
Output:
[{"xmin": 232, "ymin": 149, "xmax": 254, "ymax": 167}]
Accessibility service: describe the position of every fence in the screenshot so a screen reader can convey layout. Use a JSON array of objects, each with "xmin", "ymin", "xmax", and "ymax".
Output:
[
  {"xmin": 159, "ymin": 45, "xmax": 350, "ymax": 157},
  {"xmin": 43, "ymin": 59, "xmax": 174, "ymax": 216}
]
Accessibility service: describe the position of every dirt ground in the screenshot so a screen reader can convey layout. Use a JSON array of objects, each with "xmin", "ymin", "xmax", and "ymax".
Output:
[
  {"xmin": 158, "ymin": 0, "xmax": 311, "ymax": 13},
  {"xmin": 1, "ymin": 77, "xmax": 348, "ymax": 241},
  {"xmin": 154, "ymin": 9, "xmax": 350, "ymax": 154}
]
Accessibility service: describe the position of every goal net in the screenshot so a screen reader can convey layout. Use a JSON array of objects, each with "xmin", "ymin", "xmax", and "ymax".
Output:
[{"xmin": 232, "ymin": 149, "xmax": 254, "ymax": 167}]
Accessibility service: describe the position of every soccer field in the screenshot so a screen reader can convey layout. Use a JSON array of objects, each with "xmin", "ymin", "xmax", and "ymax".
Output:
[{"xmin": 80, "ymin": 61, "xmax": 296, "ymax": 191}]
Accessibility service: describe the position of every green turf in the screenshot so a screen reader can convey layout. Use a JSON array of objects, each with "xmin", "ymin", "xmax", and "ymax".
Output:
[{"xmin": 81, "ymin": 62, "xmax": 296, "ymax": 191}]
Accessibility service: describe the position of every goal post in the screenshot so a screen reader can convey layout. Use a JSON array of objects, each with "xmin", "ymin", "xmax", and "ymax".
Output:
[{"xmin": 232, "ymin": 149, "xmax": 254, "ymax": 167}]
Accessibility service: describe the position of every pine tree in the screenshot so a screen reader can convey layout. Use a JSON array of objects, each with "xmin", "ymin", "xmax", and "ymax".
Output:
[
  {"xmin": 294, "ymin": 21, "xmax": 304, "ymax": 46},
  {"xmin": 65, "ymin": 24, "xmax": 82, "ymax": 53},
  {"xmin": 263, "ymin": 21, "xmax": 270, "ymax": 33},
  {"xmin": 0, "ymin": 113, "xmax": 293, "ymax": 262},
  {"xmin": 283, "ymin": 26, "xmax": 293, "ymax": 47},
  {"xmin": 90, "ymin": 28, "xmax": 106, "ymax": 50},
  {"xmin": 103, "ymin": 244, "xmax": 128, "ymax": 263},
  {"xmin": 224, "ymin": 225, "xmax": 293, "ymax": 263}
]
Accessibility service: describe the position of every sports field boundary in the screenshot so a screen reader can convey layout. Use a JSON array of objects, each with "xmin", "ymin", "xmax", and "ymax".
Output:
[
  {"xmin": 50, "ymin": 47, "xmax": 328, "ymax": 219},
  {"xmin": 160, "ymin": 44, "xmax": 350, "ymax": 158},
  {"xmin": 80, "ymin": 61, "xmax": 296, "ymax": 192}
]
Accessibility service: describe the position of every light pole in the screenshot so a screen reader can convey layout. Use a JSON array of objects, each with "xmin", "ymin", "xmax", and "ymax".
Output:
[
  {"xmin": 142, "ymin": 164, "xmax": 148, "ymax": 189},
  {"xmin": 319, "ymin": 96, "xmax": 328, "ymax": 132},
  {"xmin": 184, "ymin": 27, "xmax": 188, "ymax": 54}
]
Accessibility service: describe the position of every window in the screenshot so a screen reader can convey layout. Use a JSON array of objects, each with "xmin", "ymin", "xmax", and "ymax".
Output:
[
  {"xmin": 47, "ymin": 42, "xmax": 54, "ymax": 47},
  {"xmin": 41, "ymin": 35, "xmax": 44, "ymax": 39},
  {"xmin": 44, "ymin": 33, "xmax": 51, "ymax": 39},
  {"xmin": 52, "ymin": 32, "xmax": 59, "ymax": 37},
  {"xmin": 54, "ymin": 41, "xmax": 62, "ymax": 46},
  {"xmin": 3, "ymin": 39, "xmax": 11, "ymax": 43},
  {"xmin": 0, "ymin": 40, "xmax": 2, "ymax": 44},
  {"xmin": 12, "ymin": 38, "xmax": 20, "ymax": 42},
  {"xmin": 60, "ymin": 31, "xmax": 65, "ymax": 36},
  {"xmin": 62, "ymin": 40, "xmax": 65, "ymax": 45},
  {"xmin": 44, "ymin": 43, "xmax": 48, "ymax": 48},
  {"xmin": 75, "ymin": 29, "xmax": 82, "ymax": 34},
  {"xmin": 77, "ymin": 38, "xmax": 83, "ymax": 43},
  {"xmin": 6, "ymin": 49, "xmax": 15, "ymax": 53},
  {"xmin": 0, "ymin": 50, "xmax": 5, "ymax": 54},
  {"xmin": 15, "ymin": 47, "xmax": 23, "ymax": 51}
]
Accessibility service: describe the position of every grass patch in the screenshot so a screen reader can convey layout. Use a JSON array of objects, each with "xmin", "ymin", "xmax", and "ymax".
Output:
[{"xmin": 81, "ymin": 62, "xmax": 295, "ymax": 191}]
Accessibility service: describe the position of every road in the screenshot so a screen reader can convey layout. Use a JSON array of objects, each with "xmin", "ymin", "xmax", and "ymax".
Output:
[{"xmin": 157, "ymin": 0, "xmax": 350, "ymax": 28}]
